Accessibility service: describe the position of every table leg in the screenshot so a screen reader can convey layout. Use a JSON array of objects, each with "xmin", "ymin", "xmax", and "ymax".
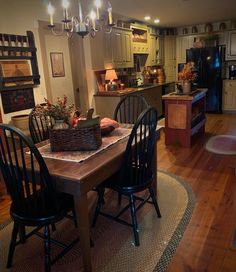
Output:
[
  {"xmin": 74, "ymin": 193, "xmax": 92, "ymax": 272},
  {"xmin": 153, "ymin": 132, "xmax": 159, "ymax": 195}
]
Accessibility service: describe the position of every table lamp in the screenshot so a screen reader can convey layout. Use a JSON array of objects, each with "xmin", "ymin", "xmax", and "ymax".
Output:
[{"xmin": 105, "ymin": 69, "xmax": 118, "ymax": 91}]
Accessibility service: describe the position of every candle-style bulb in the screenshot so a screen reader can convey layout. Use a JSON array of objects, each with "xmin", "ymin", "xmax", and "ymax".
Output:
[
  {"xmin": 62, "ymin": 0, "xmax": 70, "ymax": 9},
  {"xmin": 95, "ymin": 0, "xmax": 101, "ymax": 20},
  {"xmin": 107, "ymin": 1, "xmax": 113, "ymax": 25},
  {"xmin": 78, "ymin": 2, "xmax": 83, "ymax": 22},
  {"xmin": 47, "ymin": 2, "xmax": 54, "ymax": 26},
  {"xmin": 95, "ymin": 0, "xmax": 101, "ymax": 8},
  {"xmin": 90, "ymin": 10, "xmax": 96, "ymax": 30}
]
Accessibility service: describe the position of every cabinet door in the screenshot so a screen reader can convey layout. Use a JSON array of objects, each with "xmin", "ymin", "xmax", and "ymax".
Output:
[
  {"xmin": 164, "ymin": 36, "xmax": 176, "ymax": 62},
  {"xmin": 223, "ymin": 80, "xmax": 236, "ymax": 110},
  {"xmin": 176, "ymin": 36, "xmax": 190, "ymax": 63},
  {"xmin": 122, "ymin": 31, "xmax": 133, "ymax": 68},
  {"xmin": 104, "ymin": 32, "xmax": 113, "ymax": 69},
  {"xmin": 157, "ymin": 36, "xmax": 164, "ymax": 65},
  {"xmin": 112, "ymin": 29, "xmax": 124, "ymax": 68},
  {"xmin": 164, "ymin": 36, "xmax": 176, "ymax": 81},
  {"xmin": 226, "ymin": 31, "xmax": 236, "ymax": 60},
  {"xmin": 147, "ymin": 35, "xmax": 157, "ymax": 66}
]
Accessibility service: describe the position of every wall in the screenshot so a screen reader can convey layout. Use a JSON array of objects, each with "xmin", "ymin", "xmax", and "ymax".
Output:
[
  {"xmin": 37, "ymin": 21, "xmax": 75, "ymax": 106},
  {"xmin": 0, "ymin": 0, "xmax": 93, "ymax": 123}
]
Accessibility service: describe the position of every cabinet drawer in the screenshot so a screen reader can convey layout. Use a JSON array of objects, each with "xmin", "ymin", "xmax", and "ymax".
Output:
[{"xmin": 224, "ymin": 80, "xmax": 236, "ymax": 88}]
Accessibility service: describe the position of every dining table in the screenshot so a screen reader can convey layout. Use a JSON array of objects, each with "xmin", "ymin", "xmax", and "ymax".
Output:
[{"xmin": 31, "ymin": 124, "xmax": 163, "ymax": 272}]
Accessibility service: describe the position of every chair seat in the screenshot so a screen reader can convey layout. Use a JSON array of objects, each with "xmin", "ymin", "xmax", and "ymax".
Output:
[
  {"xmin": 11, "ymin": 192, "xmax": 74, "ymax": 226},
  {"xmin": 99, "ymin": 167, "xmax": 154, "ymax": 193}
]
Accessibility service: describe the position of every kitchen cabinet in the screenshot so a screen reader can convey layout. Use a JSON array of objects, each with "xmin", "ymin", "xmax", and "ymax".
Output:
[
  {"xmin": 176, "ymin": 36, "xmax": 191, "ymax": 64},
  {"xmin": 164, "ymin": 36, "xmax": 176, "ymax": 82},
  {"xmin": 223, "ymin": 79, "xmax": 236, "ymax": 111},
  {"xmin": 111, "ymin": 27, "xmax": 133, "ymax": 68},
  {"xmin": 94, "ymin": 84, "xmax": 169, "ymax": 119},
  {"xmin": 157, "ymin": 36, "xmax": 164, "ymax": 65},
  {"xmin": 90, "ymin": 27, "xmax": 133, "ymax": 70},
  {"xmin": 163, "ymin": 90, "xmax": 206, "ymax": 147},
  {"xmin": 147, "ymin": 34, "xmax": 158, "ymax": 66},
  {"xmin": 226, "ymin": 31, "xmax": 236, "ymax": 60},
  {"xmin": 131, "ymin": 24, "xmax": 149, "ymax": 54}
]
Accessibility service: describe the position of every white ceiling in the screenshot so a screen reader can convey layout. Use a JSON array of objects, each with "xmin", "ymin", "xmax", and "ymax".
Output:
[{"xmin": 111, "ymin": 0, "xmax": 236, "ymax": 27}]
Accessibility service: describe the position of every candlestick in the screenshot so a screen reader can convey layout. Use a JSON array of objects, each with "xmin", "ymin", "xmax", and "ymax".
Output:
[
  {"xmin": 107, "ymin": 2, "xmax": 113, "ymax": 25},
  {"xmin": 78, "ymin": 2, "xmax": 83, "ymax": 23},
  {"xmin": 95, "ymin": 0, "xmax": 101, "ymax": 20},
  {"xmin": 47, "ymin": 2, "xmax": 54, "ymax": 26},
  {"xmin": 90, "ymin": 10, "xmax": 96, "ymax": 30}
]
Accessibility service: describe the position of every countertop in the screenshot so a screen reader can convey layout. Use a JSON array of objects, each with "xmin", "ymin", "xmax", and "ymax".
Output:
[
  {"xmin": 94, "ymin": 82, "xmax": 175, "ymax": 97},
  {"xmin": 162, "ymin": 88, "xmax": 207, "ymax": 103}
]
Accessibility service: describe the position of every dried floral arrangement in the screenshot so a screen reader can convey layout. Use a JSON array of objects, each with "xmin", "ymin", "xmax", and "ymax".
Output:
[
  {"xmin": 178, "ymin": 62, "xmax": 197, "ymax": 81},
  {"xmin": 35, "ymin": 95, "xmax": 79, "ymax": 122}
]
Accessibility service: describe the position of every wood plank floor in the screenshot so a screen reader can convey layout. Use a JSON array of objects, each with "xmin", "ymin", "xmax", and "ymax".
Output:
[{"xmin": 0, "ymin": 113, "xmax": 236, "ymax": 271}]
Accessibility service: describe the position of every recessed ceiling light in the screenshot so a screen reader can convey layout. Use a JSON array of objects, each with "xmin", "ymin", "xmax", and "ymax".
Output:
[
  {"xmin": 144, "ymin": 16, "xmax": 151, "ymax": 21},
  {"xmin": 154, "ymin": 19, "xmax": 160, "ymax": 24}
]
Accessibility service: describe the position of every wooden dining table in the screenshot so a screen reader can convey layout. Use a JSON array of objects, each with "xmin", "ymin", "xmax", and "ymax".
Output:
[{"xmin": 32, "ymin": 125, "xmax": 163, "ymax": 272}]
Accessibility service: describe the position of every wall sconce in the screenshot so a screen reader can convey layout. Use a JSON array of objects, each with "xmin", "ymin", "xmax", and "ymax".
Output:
[{"xmin": 105, "ymin": 69, "xmax": 118, "ymax": 91}]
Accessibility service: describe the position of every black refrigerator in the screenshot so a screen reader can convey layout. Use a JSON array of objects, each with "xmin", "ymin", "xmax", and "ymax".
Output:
[{"xmin": 186, "ymin": 47, "xmax": 222, "ymax": 113}]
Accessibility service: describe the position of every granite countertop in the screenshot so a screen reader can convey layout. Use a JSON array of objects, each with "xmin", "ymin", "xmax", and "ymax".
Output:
[{"xmin": 95, "ymin": 81, "xmax": 175, "ymax": 97}]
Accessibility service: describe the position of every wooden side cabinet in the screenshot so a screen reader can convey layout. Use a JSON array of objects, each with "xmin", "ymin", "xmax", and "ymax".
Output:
[
  {"xmin": 163, "ymin": 91, "xmax": 206, "ymax": 147},
  {"xmin": 223, "ymin": 79, "xmax": 236, "ymax": 111}
]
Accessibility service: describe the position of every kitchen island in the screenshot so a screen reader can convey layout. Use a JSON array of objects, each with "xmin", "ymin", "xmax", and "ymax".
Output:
[
  {"xmin": 94, "ymin": 82, "xmax": 175, "ymax": 119},
  {"xmin": 163, "ymin": 89, "xmax": 207, "ymax": 147}
]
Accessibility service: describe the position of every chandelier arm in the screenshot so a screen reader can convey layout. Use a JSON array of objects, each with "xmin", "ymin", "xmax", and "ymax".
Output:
[
  {"xmin": 46, "ymin": 1, "xmax": 114, "ymax": 38},
  {"xmin": 50, "ymin": 24, "xmax": 65, "ymax": 36},
  {"xmin": 105, "ymin": 25, "xmax": 113, "ymax": 34}
]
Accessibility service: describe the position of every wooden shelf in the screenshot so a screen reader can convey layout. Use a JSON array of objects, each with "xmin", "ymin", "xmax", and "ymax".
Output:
[{"xmin": 0, "ymin": 31, "xmax": 40, "ymax": 91}]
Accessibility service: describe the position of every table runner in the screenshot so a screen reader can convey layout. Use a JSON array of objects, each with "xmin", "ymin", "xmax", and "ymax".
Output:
[{"xmin": 38, "ymin": 127, "xmax": 131, "ymax": 163}]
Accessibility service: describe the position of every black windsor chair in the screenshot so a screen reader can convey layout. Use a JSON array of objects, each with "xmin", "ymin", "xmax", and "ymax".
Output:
[
  {"xmin": 0, "ymin": 124, "xmax": 78, "ymax": 272},
  {"xmin": 92, "ymin": 107, "xmax": 161, "ymax": 246},
  {"xmin": 113, "ymin": 94, "xmax": 149, "ymax": 124},
  {"xmin": 29, "ymin": 103, "xmax": 54, "ymax": 144}
]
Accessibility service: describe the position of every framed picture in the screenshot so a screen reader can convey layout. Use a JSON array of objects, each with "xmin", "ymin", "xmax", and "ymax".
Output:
[{"xmin": 50, "ymin": 52, "xmax": 65, "ymax": 77}]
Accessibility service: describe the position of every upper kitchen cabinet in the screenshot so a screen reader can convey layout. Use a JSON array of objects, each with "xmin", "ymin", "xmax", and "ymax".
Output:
[
  {"xmin": 90, "ymin": 27, "xmax": 133, "ymax": 70},
  {"xmin": 111, "ymin": 27, "xmax": 133, "ymax": 68},
  {"xmin": 146, "ymin": 33, "xmax": 158, "ymax": 66},
  {"xmin": 157, "ymin": 36, "xmax": 164, "ymax": 65},
  {"xmin": 164, "ymin": 36, "xmax": 176, "ymax": 82},
  {"xmin": 146, "ymin": 27, "xmax": 164, "ymax": 66},
  {"xmin": 226, "ymin": 31, "xmax": 236, "ymax": 60},
  {"xmin": 131, "ymin": 24, "xmax": 149, "ymax": 54}
]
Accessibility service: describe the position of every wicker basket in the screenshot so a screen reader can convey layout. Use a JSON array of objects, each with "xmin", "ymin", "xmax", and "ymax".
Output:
[{"xmin": 49, "ymin": 124, "xmax": 102, "ymax": 152}]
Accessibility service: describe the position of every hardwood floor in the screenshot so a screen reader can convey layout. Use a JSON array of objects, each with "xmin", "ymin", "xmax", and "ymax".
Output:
[
  {"xmin": 0, "ymin": 113, "xmax": 236, "ymax": 271},
  {"xmin": 158, "ymin": 113, "xmax": 236, "ymax": 272}
]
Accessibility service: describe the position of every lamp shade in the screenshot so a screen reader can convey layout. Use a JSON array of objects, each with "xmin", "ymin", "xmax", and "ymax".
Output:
[{"xmin": 105, "ymin": 69, "xmax": 118, "ymax": 82}]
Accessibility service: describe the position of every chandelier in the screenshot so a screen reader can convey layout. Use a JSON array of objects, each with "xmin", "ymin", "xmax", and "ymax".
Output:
[{"xmin": 47, "ymin": 0, "xmax": 115, "ymax": 38}]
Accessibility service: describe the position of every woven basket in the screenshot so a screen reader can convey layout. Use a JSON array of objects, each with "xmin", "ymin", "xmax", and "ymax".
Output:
[{"xmin": 49, "ymin": 124, "xmax": 102, "ymax": 152}]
